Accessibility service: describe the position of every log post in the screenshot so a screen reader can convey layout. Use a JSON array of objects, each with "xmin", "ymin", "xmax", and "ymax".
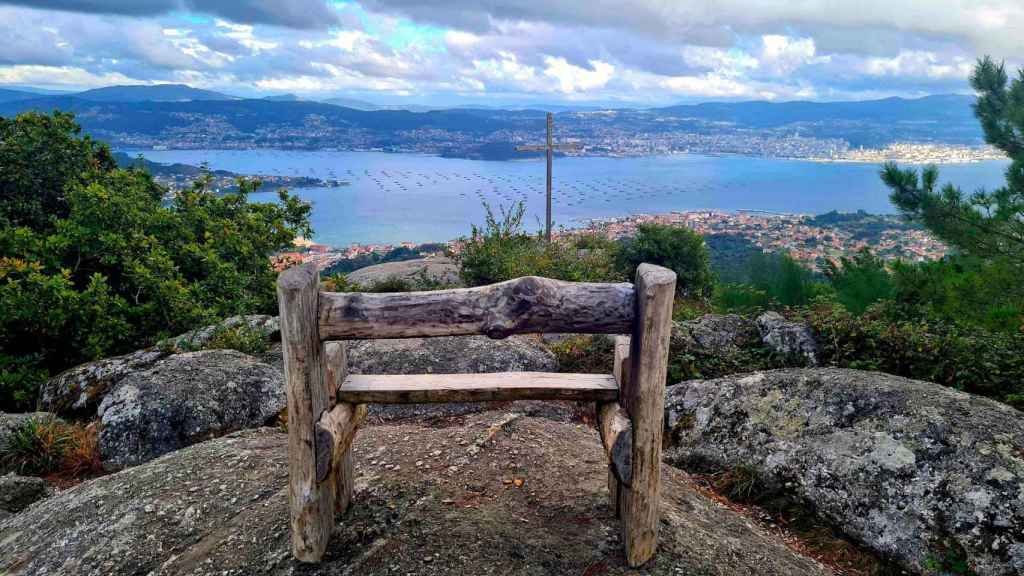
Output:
[
  {"xmin": 620, "ymin": 264, "xmax": 675, "ymax": 567},
  {"xmin": 606, "ymin": 335, "xmax": 632, "ymax": 517},
  {"xmin": 322, "ymin": 341, "xmax": 357, "ymax": 514},
  {"xmin": 278, "ymin": 263, "xmax": 333, "ymax": 562}
]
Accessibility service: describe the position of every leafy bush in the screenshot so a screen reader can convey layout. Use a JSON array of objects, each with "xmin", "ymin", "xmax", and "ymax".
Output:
[
  {"xmin": 1, "ymin": 416, "xmax": 102, "ymax": 479},
  {"xmin": 890, "ymin": 255, "xmax": 1024, "ymax": 333},
  {"xmin": 548, "ymin": 335, "xmax": 615, "ymax": 374},
  {"xmin": 0, "ymin": 111, "xmax": 311, "ymax": 411},
  {"xmin": 616, "ymin": 223, "xmax": 712, "ymax": 298},
  {"xmin": 825, "ymin": 249, "xmax": 894, "ymax": 315},
  {"xmin": 202, "ymin": 323, "xmax": 272, "ymax": 356},
  {"xmin": 456, "ymin": 201, "xmax": 622, "ymax": 286},
  {"xmin": 801, "ymin": 299, "xmax": 1024, "ymax": 407}
]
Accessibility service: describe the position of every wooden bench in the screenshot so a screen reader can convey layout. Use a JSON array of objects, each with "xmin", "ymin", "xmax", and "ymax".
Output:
[{"xmin": 277, "ymin": 263, "xmax": 676, "ymax": 567}]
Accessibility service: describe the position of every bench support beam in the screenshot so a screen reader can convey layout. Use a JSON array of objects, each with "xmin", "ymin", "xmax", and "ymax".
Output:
[
  {"xmin": 620, "ymin": 264, "xmax": 675, "ymax": 567},
  {"xmin": 278, "ymin": 263, "xmax": 333, "ymax": 562}
]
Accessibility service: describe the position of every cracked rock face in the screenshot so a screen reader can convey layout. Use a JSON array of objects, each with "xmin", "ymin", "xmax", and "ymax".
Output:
[
  {"xmin": 97, "ymin": 350, "xmax": 285, "ymax": 470},
  {"xmin": 665, "ymin": 368, "xmax": 1024, "ymax": 576}
]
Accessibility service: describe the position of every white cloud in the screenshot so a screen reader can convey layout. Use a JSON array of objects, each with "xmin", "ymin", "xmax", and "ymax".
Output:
[{"xmin": 542, "ymin": 57, "xmax": 614, "ymax": 93}]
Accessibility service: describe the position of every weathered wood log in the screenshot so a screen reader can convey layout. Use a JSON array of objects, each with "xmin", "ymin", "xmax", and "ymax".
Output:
[
  {"xmin": 335, "ymin": 450, "xmax": 354, "ymax": 514},
  {"xmin": 319, "ymin": 276, "xmax": 635, "ymax": 340},
  {"xmin": 597, "ymin": 402, "xmax": 633, "ymax": 485},
  {"xmin": 277, "ymin": 263, "xmax": 333, "ymax": 562},
  {"xmin": 315, "ymin": 402, "xmax": 367, "ymax": 483},
  {"xmin": 338, "ymin": 372, "xmax": 619, "ymax": 404},
  {"xmin": 322, "ymin": 341, "xmax": 352, "ymax": 510},
  {"xmin": 608, "ymin": 466, "xmax": 621, "ymax": 518},
  {"xmin": 607, "ymin": 335, "xmax": 631, "ymax": 514},
  {"xmin": 323, "ymin": 341, "xmax": 346, "ymax": 407},
  {"xmin": 620, "ymin": 264, "xmax": 675, "ymax": 567}
]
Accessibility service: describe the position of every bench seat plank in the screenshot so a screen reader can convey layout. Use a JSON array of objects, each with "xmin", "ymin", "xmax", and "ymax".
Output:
[{"xmin": 338, "ymin": 372, "xmax": 619, "ymax": 404}]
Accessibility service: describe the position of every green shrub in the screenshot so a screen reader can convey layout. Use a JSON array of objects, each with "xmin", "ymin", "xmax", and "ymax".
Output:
[
  {"xmin": 825, "ymin": 249, "xmax": 894, "ymax": 315},
  {"xmin": 1, "ymin": 416, "xmax": 102, "ymax": 479},
  {"xmin": 202, "ymin": 323, "xmax": 271, "ymax": 356},
  {"xmin": 712, "ymin": 283, "xmax": 772, "ymax": 314},
  {"xmin": 616, "ymin": 223, "xmax": 712, "ymax": 299},
  {"xmin": 548, "ymin": 335, "xmax": 615, "ymax": 374},
  {"xmin": 800, "ymin": 299, "xmax": 1024, "ymax": 407},
  {"xmin": 456, "ymin": 201, "xmax": 622, "ymax": 286},
  {"xmin": 0, "ymin": 112, "xmax": 311, "ymax": 411}
]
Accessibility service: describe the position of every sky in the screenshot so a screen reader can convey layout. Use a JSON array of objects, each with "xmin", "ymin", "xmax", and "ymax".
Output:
[{"xmin": 0, "ymin": 0, "xmax": 1021, "ymax": 106}]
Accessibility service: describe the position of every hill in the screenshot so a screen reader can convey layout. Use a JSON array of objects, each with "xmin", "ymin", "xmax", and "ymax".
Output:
[
  {"xmin": 0, "ymin": 88, "xmax": 40, "ymax": 103},
  {"xmin": 73, "ymin": 83, "xmax": 239, "ymax": 102},
  {"xmin": 0, "ymin": 88, "xmax": 984, "ymax": 154}
]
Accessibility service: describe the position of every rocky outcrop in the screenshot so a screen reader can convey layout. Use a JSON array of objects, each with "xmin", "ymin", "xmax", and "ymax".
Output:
[
  {"xmin": 97, "ymin": 350, "xmax": 285, "ymax": 470},
  {"xmin": 346, "ymin": 256, "xmax": 461, "ymax": 287},
  {"xmin": 0, "ymin": 412, "xmax": 61, "ymax": 454},
  {"xmin": 665, "ymin": 368, "xmax": 1024, "ymax": 576},
  {"xmin": 157, "ymin": 314, "xmax": 279, "ymax": 353},
  {"xmin": 39, "ymin": 349, "xmax": 168, "ymax": 418},
  {"xmin": 39, "ymin": 315, "xmax": 279, "ymax": 418},
  {"xmin": 755, "ymin": 311, "xmax": 818, "ymax": 365},
  {"xmin": 0, "ymin": 413, "xmax": 831, "ymax": 576},
  {"xmin": 0, "ymin": 473, "xmax": 49, "ymax": 513},
  {"xmin": 673, "ymin": 314, "xmax": 762, "ymax": 357}
]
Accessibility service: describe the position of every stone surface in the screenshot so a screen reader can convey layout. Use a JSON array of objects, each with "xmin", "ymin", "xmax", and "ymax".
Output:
[
  {"xmin": 39, "ymin": 316, "xmax": 280, "ymax": 419},
  {"xmin": 97, "ymin": 350, "xmax": 285, "ymax": 470},
  {"xmin": 0, "ymin": 474, "xmax": 49, "ymax": 513},
  {"xmin": 0, "ymin": 412, "xmax": 831, "ymax": 576},
  {"xmin": 755, "ymin": 311, "xmax": 819, "ymax": 365},
  {"xmin": 345, "ymin": 256, "xmax": 461, "ymax": 287},
  {"xmin": 673, "ymin": 314, "xmax": 761, "ymax": 357},
  {"xmin": 158, "ymin": 314, "xmax": 279, "ymax": 353},
  {"xmin": 665, "ymin": 368, "xmax": 1024, "ymax": 576},
  {"xmin": 0, "ymin": 412, "xmax": 61, "ymax": 455}
]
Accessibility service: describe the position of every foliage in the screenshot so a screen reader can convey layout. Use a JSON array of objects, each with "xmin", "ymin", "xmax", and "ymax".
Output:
[
  {"xmin": 616, "ymin": 223, "xmax": 712, "ymax": 298},
  {"xmin": 0, "ymin": 111, "xmax": 311, "ymax": 411},
  {"xmin": 1, "ymin": 416, "xmax": 102, "ymax": 479},
  {"xmin": 825, "ymin": 249, "xmax": 894, "ymax": 315},
  {"xmin": 201, "ymin": 323, "xmax": 272, "ymax": 356},
  {"xmin": 889, "ymin": 255, "xmax": 1024, "ymax": 333},
  {"xmin": 714, "ymin": 251, "xmax": 821, "ymax": 313},
  {"xmin": 455, "ymin": 201, "xmax": 622, "ymax": 286},
  {"xmin": 0, "ymin": 111, "xmax": 116, "ymax": 230},
  {"xmin": 712, "ymin": 283, "xmax": 773, "ymax": 315},
  {"xmin": 881, "ymin": 56, "xmax": 1024, "ymax": 264},
  {"xmin": 800, "ymin": 299, "xmax": 1024, "ymax": 408},
  {"xmin": 548, "ymin": 335, "xmax": 615, "ymax": 374}
]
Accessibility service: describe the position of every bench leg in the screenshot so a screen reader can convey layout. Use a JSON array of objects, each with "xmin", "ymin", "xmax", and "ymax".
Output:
[
  {"xmin": 278, "ymin": 263, "xmax": 334, "ymax": 562},
  {"xmin": 620, "ymin": 264, "xmax": 675, "ymax": 567}
]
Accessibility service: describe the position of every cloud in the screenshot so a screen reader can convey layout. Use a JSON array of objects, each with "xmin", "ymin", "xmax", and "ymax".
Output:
[
  {"xmin": 0, "ymin": 1, "xmax": 1020, "ymax": 104},
  {"xmin": 0, "ymin": 0, "xmax": 341, "ymax": 29}
]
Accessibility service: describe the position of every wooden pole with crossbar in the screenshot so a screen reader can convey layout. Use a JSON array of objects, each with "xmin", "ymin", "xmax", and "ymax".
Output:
[{"xmin": 516, "ymin": 112, "xmax": 579, "ymax": 242}]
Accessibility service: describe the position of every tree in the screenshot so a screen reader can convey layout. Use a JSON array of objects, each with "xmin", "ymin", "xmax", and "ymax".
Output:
[
  {"xmin": 0, "ymin": 111, "xmax": 115, "ymax": 230},
  {"xmin": 0, "ymin": 111, "xmax": 311, "ymax": 411},
  {"xmin": 616, "ymin": 223, "xmax": 712, "ymax": 298},
  {"xmin": 826, "ymin": 249, "xmax": 894, "ymax": 315},
  {"xmin": 881, "ymin": 56, "xmax": 1024, "ymax": 263}
]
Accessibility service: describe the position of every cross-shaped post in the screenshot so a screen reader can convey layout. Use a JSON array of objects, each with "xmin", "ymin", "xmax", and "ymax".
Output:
[{"xmin": 516, "ymin": 112, "xmax": 579, "ymax": 242}]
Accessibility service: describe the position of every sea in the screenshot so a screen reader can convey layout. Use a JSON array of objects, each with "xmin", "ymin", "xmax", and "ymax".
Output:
[{"xmin": 133, "ymin": 149, "xmax": 1011, "ymax": 248}]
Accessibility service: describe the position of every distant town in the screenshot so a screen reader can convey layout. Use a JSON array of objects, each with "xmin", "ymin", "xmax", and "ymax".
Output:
[{"xmin": 277, "ymin": 209, "xmax": 947, "ymax": 275}]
